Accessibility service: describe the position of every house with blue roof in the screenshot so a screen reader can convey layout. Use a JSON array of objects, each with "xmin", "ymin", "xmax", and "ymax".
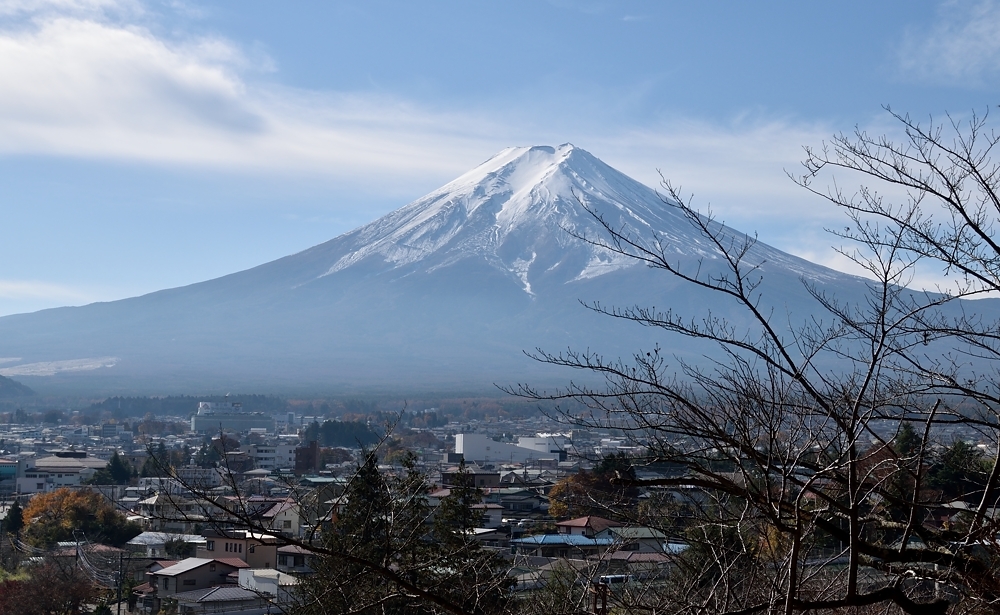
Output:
[{"xmin": 511, "ymin": 534, "xmax": 615, "ymax": 558}]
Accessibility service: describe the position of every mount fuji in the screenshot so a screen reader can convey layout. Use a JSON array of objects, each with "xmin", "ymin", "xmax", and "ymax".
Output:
[{"xmin": 0, "ymin": 145, "xmax": 896, "ymax": 394}]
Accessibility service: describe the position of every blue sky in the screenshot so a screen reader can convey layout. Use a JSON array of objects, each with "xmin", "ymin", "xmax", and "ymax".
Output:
[{"xmin": 0, "ymin": 0, "xmax": 997, "ymax": 316}]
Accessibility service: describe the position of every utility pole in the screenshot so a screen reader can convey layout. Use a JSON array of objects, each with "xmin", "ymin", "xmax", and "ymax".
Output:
[
  {"xmin": 590, "ymin": 580, "xmax": 608, "ymax": 615},
  {"xmin": 117, "ymin": 550, "xmax": 123, "ymax": 615}
]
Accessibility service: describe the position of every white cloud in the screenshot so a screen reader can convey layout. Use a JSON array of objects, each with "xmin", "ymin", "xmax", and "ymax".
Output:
[
  {"xmin": 898, "ymin": 0, "xmax": 1000, "ymax": 86},
  {"xmin": 0, "ymin": 0, "xmax": 882, "ymax": 280},
  {"xmin": 590, "ymin": 119, "xmax": 835, "ymax": 218},
  {"xmin": 0, "ymin": 0, "xmax": 847, "ymax": 205},
  {"xmin": 0, "ymin": 279, "xmax": 93, "ymax": 301},
  {"xmin": 0, "ymin": 12, "xmax": 508, "ymax": 188},
  {"xmin": 0, "ymin": 0, "xmax": 139, "ymax": 18}
]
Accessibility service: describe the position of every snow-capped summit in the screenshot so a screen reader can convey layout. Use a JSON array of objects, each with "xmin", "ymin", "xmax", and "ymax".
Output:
[
  {"xmin": 313, "ymin": 143, "xmax": 666, "ymax": 293},
  {"xmin": 284, "ymin": 143, "xmax": 834, "ymax": 297},
  {"xmin": 0, "ymin": 145, "xmax": 883, "ymax": 394}
]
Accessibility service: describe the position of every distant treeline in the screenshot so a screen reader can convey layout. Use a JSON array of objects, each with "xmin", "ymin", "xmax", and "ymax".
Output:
[
  {"xmin": 303, "ymin": 420, "xmax": 380, "ymax": 448},
  {"xmin": 89, "ymin": 394, "xmax": 288, "ymax": 418}
]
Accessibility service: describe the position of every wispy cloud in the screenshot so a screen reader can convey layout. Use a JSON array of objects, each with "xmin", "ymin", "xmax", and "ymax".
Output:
[
  {"xmin": 897, "ymin": 0, "xmax": 1000, "ymax": 86},
  {"xmin": 0, "ymin": 0, "xmax": 140, "ymax": 18},
  {"xmin": 0, "ymin": 279, "xmax": 93, "ymax": 301},
  {"xmin": 0, "ymin": 9, "xmax": 504, "ymax": 188},
  {"xmin": 591, "ymin": 119, "xmax": 834, "ymax": 218},
  {"xmin": 0, "ymin": 0, "xmax": 840, "ymax": 211},
  {"xmin": 0, "ymin": 0, "xmax": 863, "ymax": 266}
]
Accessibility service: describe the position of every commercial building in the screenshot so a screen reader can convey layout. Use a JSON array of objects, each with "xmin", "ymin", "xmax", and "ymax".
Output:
[
  {"xmin": 190, "ymin": 401, "xmax": 275, "ymax": 434},
  {"xmin": 455, "ymin": 433, "xmax": 568, "ymax": 464}
]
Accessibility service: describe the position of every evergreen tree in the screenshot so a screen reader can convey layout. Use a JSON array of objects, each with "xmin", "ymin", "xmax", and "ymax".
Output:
[
  {"xmin": 89, "ymin": 452, "xmax": 134, "ymax": 485},
  {"xmin": 141, "ymin": 442, "xmax": 170, "ymax": 477},
  {"xmin": 110, "ymin": 452, "xmax": 133, "ymax": 484},
  {"xmin": 433, "ymin": 461, "xmax": 484, "ymax": 541},
  {"xmin": 928, "ymin": 440, "xmax": 989, "ymax": 501},
  {"xmin": 5, "ymin": 500, "xmax": 22, "ymax": 536},
  {"xmin": 295, "ymin": 451, "xmax": 512, "ymax": 614},
  {"xmin": 431, "ymin": 461, "xmax": 513, "ymax": 614},
  {"xmin": 193, "ymin": 443, "xmax": 221, "ymax": 468},
  {"xmin": 892, "ymin": 421, "xmax": 922, "ymax": 457}
]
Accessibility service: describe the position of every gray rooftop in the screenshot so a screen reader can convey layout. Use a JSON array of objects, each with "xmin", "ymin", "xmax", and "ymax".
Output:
[{"xmin": 172, "ymin": 585, "xmax": 263, "ymax": 603}]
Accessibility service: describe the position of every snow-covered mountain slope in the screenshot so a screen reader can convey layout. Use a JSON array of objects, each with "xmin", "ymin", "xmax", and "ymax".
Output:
[
  {"xmin": 282, "ymin": 144, "xmax": 839, "ymax": 289},
  {"xmin": 0, "ymin": 144, "xmax": 955, "ymax": 395}
]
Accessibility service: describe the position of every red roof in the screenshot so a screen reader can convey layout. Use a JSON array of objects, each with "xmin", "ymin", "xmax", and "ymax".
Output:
[
  {"xmin": 212, "ymin": 557, "xmax": 250, "ymax": 569},
  {"xmin": 607, "ymin": 551, "xmax": 672, "ymax": 562},
  {"xmin": 147, "ymin": 560, "xmax": 179, "ymax": 571},
  {"xmin": 262, "ymin": 500, "xmax": 296, "ymax": 518},
  {"xmin": 555, "ymin": 516, "xmax": 622, "ymax": 533}
]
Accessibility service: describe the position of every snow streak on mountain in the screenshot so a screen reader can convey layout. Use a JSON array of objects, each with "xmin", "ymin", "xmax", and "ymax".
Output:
[{"xmin": 0, "ymin": 144, "xmax": 874, "ymax": 394}]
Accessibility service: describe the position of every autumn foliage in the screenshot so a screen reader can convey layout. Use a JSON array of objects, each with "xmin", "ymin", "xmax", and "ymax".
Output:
[{"xmin": 22, "ymin": 488, "xmax": 141, "ymax": 548}]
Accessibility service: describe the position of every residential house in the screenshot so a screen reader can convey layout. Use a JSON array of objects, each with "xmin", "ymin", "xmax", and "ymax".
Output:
[
  {"xmin": 426, "ymin": 488, "xmax": 503, "ymax": 528},
  {"xmin": 138, "ymin": 557, "xmax": 248, "ymax": 614},
  {"xmin": 276, "ymin": 544, "xmax": 315, "ymax": 574},
  {"xmin": 170, "ymin": 586, "xmax": 268, "ymax": 615},
  {"xmin": 511, "ymin": 534, "xmax": 614, "ymax": 558},
  {"xmin": 238, "ymin": 568, "xmax": 298, "ymax": 605},
  {"xmin": 295, "ymin": 476, "xmax": 347, "ymax": 526},
  {"xmin": 497, "ymin": 488, "xmax": 547, "ymax": 515},
  {"xmin": 174, "ymin": 466, "xmax": 224, "ymax": 490},
  {"xmin": 595, "ymin": 526, "xmax": 669, "ymax": 553},
  {"xmin": 473, "ymin": 503, "xmax": 504, "ymax": 528},
  {"xmin": 441, "ymin": 466, "xmax": 500, "ymax": 489},
  {"xmin": 555, "ymin": 516, "xmax": 622, "ymax": 537},
  {"xmin": 137, "ymin": 494, "xmax": 207, "ymax": 533},
  {"xmin": 234, "ymin": 495, "xmax": 301, "ymax": 536},
  {"xmin": 196, "ymin": 529, "xmax": 279, "ymax": 569},
  {"xmin": 126, "ymin": 532, "xmax": 206, "ymax": 558}
]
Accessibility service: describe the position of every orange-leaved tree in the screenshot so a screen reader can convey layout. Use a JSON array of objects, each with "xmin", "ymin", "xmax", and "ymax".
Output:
[{"xmin": 22, "ymin": 488, "xmax": 141, "ymax": 548}]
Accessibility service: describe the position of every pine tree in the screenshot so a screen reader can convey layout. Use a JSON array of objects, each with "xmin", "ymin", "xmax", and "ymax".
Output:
[
  {"xmin": 5, "ymin": 500, "xmax": 22, "ymax": 536},
  {"xmin": 107, "ymin": 452, "xmax": 133, "ymax": 484},
  {"xmin": 295, "ymin": 451, "xmax": 512, "ymax": 614}
]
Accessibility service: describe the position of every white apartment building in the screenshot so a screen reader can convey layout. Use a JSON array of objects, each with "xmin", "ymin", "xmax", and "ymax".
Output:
[{"xmin": 241, "ymin": 444, "xmax": 295, "ymax": 471}]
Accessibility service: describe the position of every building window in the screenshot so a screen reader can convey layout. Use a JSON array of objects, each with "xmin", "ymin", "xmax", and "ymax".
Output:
[
  {"xmin": 163, "ymin": 578, "xmax": 169, "ymax": 590},
  {"xmin": 238, "ymin": 544, "xmax": 243, "ymax": 553},
  {"xmin": 183, "ymin": 579, "xmax": 196, "ymax": 586},
  {"xmin": 206, "ymin": 540, "xmax": 214, "ymax": 551},
  {"xmin": 283, "ymin": 520, "xmax": 292, "ymax": 529},
  {"xmin": 278, "ymin": 555, "xmax": 287, "ymax": 566},
  {"xmin": 210, "ymin": 564, "xmax": 216, "ymax": 572}
]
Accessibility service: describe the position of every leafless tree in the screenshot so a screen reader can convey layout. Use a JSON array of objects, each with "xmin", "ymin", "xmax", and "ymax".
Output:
[{"xmin": 509, "ymin": 107, "xmax": 1000, "ymax": 614}]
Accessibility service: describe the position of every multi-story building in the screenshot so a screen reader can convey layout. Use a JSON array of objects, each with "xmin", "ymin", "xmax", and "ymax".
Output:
[
  {"xmin": 190, "ymin": 401, "xmax": 275, "ymax": 434},
  {"xmin": 196, "ymin": 529, "xmax": 280, "ymax": 569},
  {"xmin": 14, "ymin": 451, "xmax": 107, "ymax": 493},
  {"xmin": 241, "ymin": 443, "xmax": 295, "ymax": 471}
]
